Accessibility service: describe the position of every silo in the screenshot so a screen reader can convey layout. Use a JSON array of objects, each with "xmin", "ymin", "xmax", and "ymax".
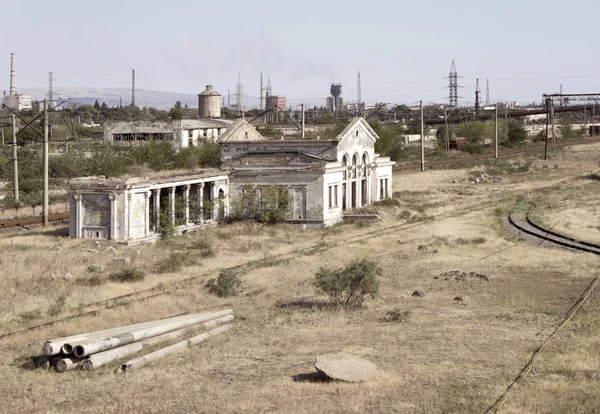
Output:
[{"xmin": 198, "ymin": 84, "xmax": 221, "ymax": 118}]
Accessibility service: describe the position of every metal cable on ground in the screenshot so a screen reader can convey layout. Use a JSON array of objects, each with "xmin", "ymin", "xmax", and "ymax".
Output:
[{"xmin": 485, "ymin": 274, "xmax": 600, "ymax": 413}]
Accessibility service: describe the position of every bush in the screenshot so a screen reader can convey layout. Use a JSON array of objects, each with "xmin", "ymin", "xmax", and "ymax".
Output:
[
  {"xmin": 153, "ymin": 252, "xmax": 195, "ymax": 274},
  {"xmin": 206, "ymin": 269, "xmax": 243, "ymax": 297},
  {"xmin": 108, "ymin": 268, "xmax": 145, "ymax": 283},
  {"xmin": 314, "ymin": 259, "xmax": 381, "ymax": 308}
]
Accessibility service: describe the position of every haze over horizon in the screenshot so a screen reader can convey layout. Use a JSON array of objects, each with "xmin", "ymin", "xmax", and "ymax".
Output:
[{"xmin": 3, "ymin": 0, "xmax": 600, "ymax": 108}]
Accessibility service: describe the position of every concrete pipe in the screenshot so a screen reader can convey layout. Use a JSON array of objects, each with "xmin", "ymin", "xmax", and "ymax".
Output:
[
  {"xmin": 82, "ymin": 315, "xmax": 234, "ymax": 371},
  {"xmin": 73, "ymin": 310, "xmax": 232, "ymax": 358},
  {"xmin": 120, "ymin": 324, "xmax": 232, "ymax": 372},
  {"xmin": 45, "ymin": 311, "xmax": 225, "ymax": 356},
  {"xmin": 55, "ymin": 357, "xmax": 84, "ymax": 372}
]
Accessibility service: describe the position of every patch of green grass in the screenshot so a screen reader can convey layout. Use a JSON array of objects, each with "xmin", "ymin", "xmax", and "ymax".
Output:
[
  {"xmin": 455, "ymin": 237, "xmax": 486, "ymax": 245},
  {"xmin": 249, "ymin": 256, "xmax": 290, "ymax": 269}
]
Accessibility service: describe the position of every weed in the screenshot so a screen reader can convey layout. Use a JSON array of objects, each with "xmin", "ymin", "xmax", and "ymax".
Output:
[
  {"xmin": 77, "ymin": 275, "xmax": 106, "ymax": 287},
  {"xmin": 375, "ymin": 198, "xmax": 401, "ymax": 207},
  {"xmin": 249, "ymin": 256, "xmax": 290, "ymax": 269},
  {"xmin": 494, "ymin": 206, "xmax": 505, "ymax": 216},
  {"xmin": 304, "ymin": 241, "xmax": 332, "ymax": 256},
  {"xmin": 455, "ymin": 237, "xmax": 486, "ymax": 245},
  {"xmin": 154, "ymin": 252, "xmax": 196, "ymax": 274},
  {"xmin": 398, "ymin": 209, "xmax": 412, "ymax": 220},
  {"xmin": 407, "ymin": 213, "xmax": 435, "ymax": 223},
  {"xmin": 19, "ymin": 309, "xmax": 42, "ymax": 321},
  {"xmin": 206, "ymin": 269, "xmax": 243, "ymax": 297},
  {"xmin": 314, "ymin": 259, "xmax": 381, "ymax": 309},
  {"xmin": 188, "ymin": 239, "xmax": 215, "ymax": 258},
  {"xmin": 47, "ymin": 295, "xmax": 67, "ymax": 317},
  {"xmin": 108, "ymin": 268, "xmax": 145, "ymax": 283},
  {"xmin": 382, "ymin": 308, "xmax": 412, "ymax": 322}
]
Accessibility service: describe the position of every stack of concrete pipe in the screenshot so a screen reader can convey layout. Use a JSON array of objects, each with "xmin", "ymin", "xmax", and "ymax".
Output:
[{"xmin": 39, "ymin": 309, "xmax": 233, "ymax": 372}]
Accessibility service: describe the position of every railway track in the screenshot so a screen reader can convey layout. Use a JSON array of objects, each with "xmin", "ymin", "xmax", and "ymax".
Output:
[
  {"xmin": 508, "ymin": 209, "xmax": 600, "ymax": 255},
  {"xmin": 0, "ymin": 213, "xmax": 70, "ymax": 233}
]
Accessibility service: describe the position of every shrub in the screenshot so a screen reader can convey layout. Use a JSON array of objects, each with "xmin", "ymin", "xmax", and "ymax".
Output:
[
  {"xmin": 382, "ymin": 308, "xmax": 412, "ymax": 322},
  {"xmin": 189, "ymin": 239, "xmax": 215, "ymax": 258},
  {"xmin": 47, "ymin": 295, "xmax": 67, "ymax": 317},
  {"xmin": 108, "ymin": 268, "xmax": 145, "ymax": 283},
  {"xmin": 314, "ymin": 259, "xmax": 381, "ymax": 308},
  {"xmin": 153, "ymin": 252, "xmax": 194, "ymax": 274},
  {"xmin": 206, "ymin": 269, "xmax": 243, "ymax": 297}
]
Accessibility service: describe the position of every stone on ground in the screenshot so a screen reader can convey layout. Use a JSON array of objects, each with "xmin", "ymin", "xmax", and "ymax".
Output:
[
  {"xmin": 411, "ymin": 290, "xmax": 426, "ymax": 298},
  {"xmin": 315, "ymin": 352, "xmax": 379, "ymax": 383}
]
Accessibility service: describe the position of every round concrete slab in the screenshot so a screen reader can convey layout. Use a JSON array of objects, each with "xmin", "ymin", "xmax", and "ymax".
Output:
[{"xmin": 315, "ymin": 352, "xmax": 379, "ymax": 382}]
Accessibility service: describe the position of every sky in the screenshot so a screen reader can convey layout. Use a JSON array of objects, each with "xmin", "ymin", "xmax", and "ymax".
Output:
[{"xmin": 2, "ymin": 0, "xmax": 600, "ymax": 107}]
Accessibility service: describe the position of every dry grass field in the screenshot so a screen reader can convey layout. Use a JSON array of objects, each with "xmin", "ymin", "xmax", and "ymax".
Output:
[{"xmin": 2, "ymin": 143, "xmax": 600, "ymax": 413}]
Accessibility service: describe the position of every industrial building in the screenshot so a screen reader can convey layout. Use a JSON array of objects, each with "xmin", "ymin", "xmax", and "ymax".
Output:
[
  {"xmin": 198, "ymin": 84, "xmax": 221, "ymax": 118},
  {"xmin": 103, "ymin": 119, "xmax": 233, "ymax": 148},
  {"xmin": 69, "ymin": 117, "xmax": 394, "ymax": 243},
  {"xmin": 266, "ymin": 95, "xmax": 287, "ymax": 111},
  {"xmin": 326, "ymin": 83, "xmax": 343, "ymax": 112},
  {"xmin": 3, "ymin": 53, "xmax": 32, "ymax": 111}
]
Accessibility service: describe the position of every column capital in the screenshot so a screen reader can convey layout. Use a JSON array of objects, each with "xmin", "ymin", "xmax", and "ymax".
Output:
[
  {"xmin": 73, "ymin": 193, "xmax": 82, "ymax": 201},
  {"xmin": 108, "ymin": 193, "xmax": 117, "ymax": 201}
]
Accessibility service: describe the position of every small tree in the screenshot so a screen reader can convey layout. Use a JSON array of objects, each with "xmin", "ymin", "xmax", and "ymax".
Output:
[
  {"xmin": 206, "ymin": 269, "xmax": 243, "ymax": 297},
  {"xmin": 314, "ymin": 259, "xmax": 381, "ymax": 308}
]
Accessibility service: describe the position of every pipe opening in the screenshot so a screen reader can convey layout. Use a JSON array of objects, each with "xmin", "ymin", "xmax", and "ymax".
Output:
[
  {"xmin": 62, "ymin": 344, "xmax": 73, "ymax": 354},
  {"xmin": 73, "ymin": 345, "xmax": 85, "ymax": 358}
]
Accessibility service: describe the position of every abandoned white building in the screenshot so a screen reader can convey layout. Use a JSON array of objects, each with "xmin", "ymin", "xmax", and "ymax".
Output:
[
  {"xmin": 69, "ymin": 117, "xmax": 394, "ymax": 243},
  {"xmin": 103, "ymin": 119, "xmax": 233, "ymax": 149}
]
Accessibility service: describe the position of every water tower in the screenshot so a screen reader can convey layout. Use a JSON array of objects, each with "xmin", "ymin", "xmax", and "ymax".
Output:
[
  {"xmin": 198, "ymin": 84, "xmax": 221, "ymax": 118},
  {"xmin": 330, "ymin": 83, "xmax": 342, "ymax": 111}
]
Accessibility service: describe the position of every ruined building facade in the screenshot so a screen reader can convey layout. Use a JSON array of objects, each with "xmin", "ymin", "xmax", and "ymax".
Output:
[{"xmin": 69, "ymin": 117, "xmax": 394, "ymax": 243}]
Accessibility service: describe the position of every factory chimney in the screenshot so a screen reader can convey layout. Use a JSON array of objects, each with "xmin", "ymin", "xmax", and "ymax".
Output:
[{"xmin": 9, "ymin": 53, "xmax": 16, "ymax": 96}]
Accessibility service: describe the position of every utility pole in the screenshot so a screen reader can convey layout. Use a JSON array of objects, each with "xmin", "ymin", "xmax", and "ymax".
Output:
[
  {"xmin": 550, "ymin": 101, "xmax": 555, "ymax": 146},
  {"xmin": 420, "ymin": 100, "xmax": 425, "ymax": 172},
  {"xmin": 301, "ymin": 103, "xmax": 305, "ymax": 138},
  {"xmin": 444, "ymin": 108, "xmax": 449, "ymax": 157},
  {"xmin": 12, "ymin": 114, "xmax": 18, "ymax": 202},
  {"xmin": 494, "ymin": 104, "xmax": 498, "ymax": 159},
  {"xmin": 43, "ymin": 99, "xmax": 49, "ymax": 226},
  {"xmin": 544, "ymin": 99, "xmax": 550, "ymax": 161},
  {"xmin": 593, "ymin": 105, "xmax": 596, "ymax": 142}
]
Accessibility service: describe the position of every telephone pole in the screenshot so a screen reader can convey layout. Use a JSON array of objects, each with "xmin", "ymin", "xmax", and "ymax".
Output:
[
  {"xmin": 420, "ymin": 100, "xmax": 425, "ymax": 172},
  {"xmin": 43, "ymin": 99, "xmax": 49, "ymax": 226},
  {"xmin": 494, "ymin": 104, "xmax": 498, "ymax": 159},
  {"xmin": 444, "ymin": 108, "xmax": 449, "ymax": 157},
  {"xmin": 12, "ymin": 114, "xmax": 18, "ymax": 202},
  {"xmin": 301, "ymin": 103, "xmax": 305, "ymax": 138}
]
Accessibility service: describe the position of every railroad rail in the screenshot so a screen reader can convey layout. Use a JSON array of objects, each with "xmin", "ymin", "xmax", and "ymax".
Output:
[
  {"xmin": 508, "ymin": 209, "xmax": 600, "ymax": 255},
  {"xmin": 0, "ymin": 213, "xmax": 70, "ymax": 233}
]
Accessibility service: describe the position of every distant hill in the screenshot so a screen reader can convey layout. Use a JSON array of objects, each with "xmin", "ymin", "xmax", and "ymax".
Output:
[{"xmin": 12, "ymin": 87, "xmax": 324, "ymax": 110}]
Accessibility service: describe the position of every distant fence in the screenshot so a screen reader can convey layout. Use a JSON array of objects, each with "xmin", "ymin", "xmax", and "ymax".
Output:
[{"xmin": 0, "ymin": 201, "xmax": 69, "ymax": 222}]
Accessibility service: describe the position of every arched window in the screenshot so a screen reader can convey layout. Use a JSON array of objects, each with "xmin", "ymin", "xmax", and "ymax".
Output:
[
  {"xmin": 244, "ymin": 131, "xmax": 248, "ymax": 140},
  {"xmin": 352, "ymin": 154, "xmax": 358, "ymax": 179},
  {"xmin": 362, "ymin": 153, "xmax": 369, "ymax": 176},
  {"xmin": 342, "ymin": 154, "xmax": 349, "ymax": 180}
]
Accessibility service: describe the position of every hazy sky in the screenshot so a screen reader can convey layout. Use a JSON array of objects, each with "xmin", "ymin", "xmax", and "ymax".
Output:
[{"xmin": 3, "ymin": 0, "xmax": 600, "ymax": 107}]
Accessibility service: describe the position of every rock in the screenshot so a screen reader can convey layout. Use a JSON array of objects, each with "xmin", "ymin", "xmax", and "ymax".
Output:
[
  {"xmin": 315, "ymin": 352, "xmax": 379, "ymax": 383},
  {"xmin": 49, "ymin": 272, "xmax": 57, "ymax": 281},
  {"xmin": 87, "ymin": 264, "xmax": 105, "ymax": 273},
  {"xmin": 469, "ymin": 272, "xmax": 490, "ymax": 281},
  {"xmin": 453, "ymin": 179, "xmax": 458, "ymax": 183},
  {"xmin": 62, "ymin": 272, "xmax": 73, "ymax": 280},
  {"xmin": 454, "ymin": 295, "xmax": 467, "ymax": 302},
  {"xmin": 411, "ymin": 290, "xmax": 426, "ymax": 298},
  {"xmin": 105, "ymin": 246, "xmax": 118, "ymax": 255},
  {"xmin": 418, "ymin": 245, "xmax": 428, "ymax": 251},
  {"xmin": 113, "ymin": 257, "xmax": 131, "ymax": 266},
  {"xmin": 474, "ymin": 178, "xmax": 480, "ymax": 183},
  {"xmin": 128, "ymin": 248, "xmax": 141, "ymax": 257}
]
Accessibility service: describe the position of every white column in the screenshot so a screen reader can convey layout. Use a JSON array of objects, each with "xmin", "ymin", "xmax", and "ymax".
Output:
[
  {"xmin": 198, "ymin": 183, "xmax": 204, "ymax": 224},
  {"xmin": 74, "ymin": 194, "xmax": 82, "ymax": 238},
  {"xmin": 109, "ymin": 193, "xmax": 117, "ymax": 240},
  {"xmin": 153, "ymin": 189, "xmax": 160, "ymax": 232},
  {"xmin": 356, "ymin": 171, "xmax": 362, "ymax": 209},
  {"xmin": 224, "ymin": 179, "xmax": 230, "ymax": 218},
  {"xmin": 169, "ymin": 186, "xmax": 176, "ymax": 225},
  {"xmin": 183, "ymin": 184, "xmax": 190, "ymax": 226},
  {"xmin": 366, "ymin": 167, "xmax": 372, "ymax": 205},
  {"xmin": 127, "ymin": 193, "xmax": 133, "ymax": 239},
  {"xmin": 212, "ymin": 183, "xmax": 218, "ymax": 220},
  {"xmin": 144, "ymin": 191, "xmax": 150, "ymax": 236}
]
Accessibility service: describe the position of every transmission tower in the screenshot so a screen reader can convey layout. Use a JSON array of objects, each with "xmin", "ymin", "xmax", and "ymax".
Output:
[
  {"xmin": 357, "ymin": 70, "xmax": 362, "ymax": 107},
  {"xmin": 475, "ymin": 78, "xmax": 481, "ymax": 114},
  {"xmin": 235, "ymin": 74, "xmax": 243, "ymax": 110},
  {"xmin": 48, "ymin": 72, "xmax": 55, "ymax": 103},
  {"xmin": 485, "ymin": 79, "xmax": 490, "ymax": 106},
  {"xmin": 446, "ymin": 60, "xmax": 462, "ymax": 108},
  {"xmin": 260, "ymin": 73, "xmax": 264, "ymax": 110}
]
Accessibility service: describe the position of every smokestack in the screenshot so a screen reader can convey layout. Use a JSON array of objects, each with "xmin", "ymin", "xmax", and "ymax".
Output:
[{"xmin": 10, "ymin": 53, "xmax": 16, "ymax": 96}]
